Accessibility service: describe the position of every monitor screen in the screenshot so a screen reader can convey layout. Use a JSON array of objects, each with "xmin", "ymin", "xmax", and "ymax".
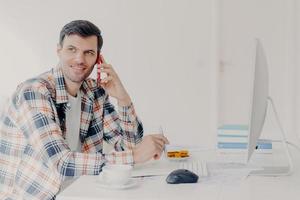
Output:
[{"xmin": 247, "ymin": 39, "xmax": 269, "ymax": 162}]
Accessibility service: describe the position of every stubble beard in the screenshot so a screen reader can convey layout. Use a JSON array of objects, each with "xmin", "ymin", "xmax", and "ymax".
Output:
[{"xmin": 62, "ymin": 64, "xmax": 94, "ymax": 84}]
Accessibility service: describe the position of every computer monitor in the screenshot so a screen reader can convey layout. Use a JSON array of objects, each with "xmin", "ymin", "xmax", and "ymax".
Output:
[
  {"xmin": 246, "ymin": 39, "xmax": 293, "ymax": 175},
  {"xmin": 247, "ymin": 39, "xmax": 269, "ymax": 162}
]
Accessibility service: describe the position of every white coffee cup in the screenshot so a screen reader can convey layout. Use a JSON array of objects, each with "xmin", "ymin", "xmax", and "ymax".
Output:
[{"xmin": 99, "ymin": 164, "xmax": 133, "ymax": 185}]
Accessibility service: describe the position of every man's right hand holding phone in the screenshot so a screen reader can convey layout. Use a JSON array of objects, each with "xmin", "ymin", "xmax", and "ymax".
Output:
[{"xmin": 97, "ymin": 54, "xmax": 131, "ymax": 106}]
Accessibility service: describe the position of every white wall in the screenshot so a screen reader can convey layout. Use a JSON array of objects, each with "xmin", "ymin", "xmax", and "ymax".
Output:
[
  {"xmin": 1, "ymin": 0, "xmax": 299, "ymax": 148},
  {"xmin": 219, "ymin": 0, "xmax": 300, "ymax": 143}
]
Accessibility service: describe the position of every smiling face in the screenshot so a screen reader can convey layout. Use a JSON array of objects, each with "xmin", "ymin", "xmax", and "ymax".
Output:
[{"xmin": 57, "ymin": 34, "xmax": 98, "ymax": 88}]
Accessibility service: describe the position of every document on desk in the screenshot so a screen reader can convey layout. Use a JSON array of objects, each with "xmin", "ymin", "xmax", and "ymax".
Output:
[
  {"xmin": 132, "ymin": 159, "xmax": 178, "ymax": 177},
  {"xmin": 206, "ymin": 162, "xmax": 262, "ymax": 185}
]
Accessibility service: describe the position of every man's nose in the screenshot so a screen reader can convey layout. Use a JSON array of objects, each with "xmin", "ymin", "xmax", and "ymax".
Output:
[{"xmin": 74, "ymin": 52, "xmax": 85, "ymax": 64}]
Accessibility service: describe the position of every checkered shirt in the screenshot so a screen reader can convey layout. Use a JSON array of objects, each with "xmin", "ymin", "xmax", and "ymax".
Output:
[{"xmin": 0, "ymin": 67, "xmax": 143, "ymax": 199}]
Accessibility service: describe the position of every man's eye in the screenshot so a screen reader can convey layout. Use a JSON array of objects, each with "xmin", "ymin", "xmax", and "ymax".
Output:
[
  {"xmin": 67, "ymin": 47, "xmax": 76, "ymax": 52},
  {"xmin": 86, "ymin": 51, "xmax": 95, "ymax": 56}
]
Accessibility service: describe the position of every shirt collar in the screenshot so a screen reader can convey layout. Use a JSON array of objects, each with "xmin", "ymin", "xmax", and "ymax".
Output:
[{"xmin": 53, "ymin": 67, "xmax": 95, "ymax": 104}]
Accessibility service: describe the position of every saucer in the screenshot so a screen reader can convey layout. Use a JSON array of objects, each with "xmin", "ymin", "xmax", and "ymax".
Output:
[
  {"xmin": 166, "ymin": 156, "xmax": 190, "ymax": 161},
  {"xmin": 96, "ymin": 175, "xmax": 138, "ymax": 190}
]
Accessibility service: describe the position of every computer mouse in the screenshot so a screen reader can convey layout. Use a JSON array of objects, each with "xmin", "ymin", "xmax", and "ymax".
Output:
[{"xmin": 166, "ymin": 169, "xmax": 199, "ymax": 184}]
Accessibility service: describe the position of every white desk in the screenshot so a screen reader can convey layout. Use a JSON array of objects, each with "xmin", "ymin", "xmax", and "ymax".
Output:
[{"xmin": 57, "ymin": 148, "xmax": 300, "ymax": 200}]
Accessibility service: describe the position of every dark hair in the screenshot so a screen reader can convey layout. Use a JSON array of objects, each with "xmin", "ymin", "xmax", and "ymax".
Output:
[{"xmin": 59, "ymin": 20, "xmax": 103, "ymax": 52}]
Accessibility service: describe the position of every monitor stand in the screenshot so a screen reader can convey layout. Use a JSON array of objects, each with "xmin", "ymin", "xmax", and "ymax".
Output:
[{"xmin": 249, "ymin": 97, "xmax": 294, "ymax": 176}]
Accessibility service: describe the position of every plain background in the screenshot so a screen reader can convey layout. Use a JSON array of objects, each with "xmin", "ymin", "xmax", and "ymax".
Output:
[{"xmin": 0, "ymin": 0, "xmax": 299, "ymax": 148}]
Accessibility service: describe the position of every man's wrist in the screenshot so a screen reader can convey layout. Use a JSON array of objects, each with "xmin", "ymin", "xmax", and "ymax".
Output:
[{"xmin": 118, "ymin": 95, "xmax": 132, "ymax": 107}]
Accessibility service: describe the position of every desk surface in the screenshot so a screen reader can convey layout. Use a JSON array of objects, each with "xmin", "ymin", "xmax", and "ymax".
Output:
[{"xmin": 57, "ymin": 148, "xmax": 300, "ymax": 200}]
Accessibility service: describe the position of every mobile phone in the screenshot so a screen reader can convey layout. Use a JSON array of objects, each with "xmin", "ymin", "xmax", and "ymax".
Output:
[{"xmin": 97, "ymin": 55, "xmax": 103, "ymax": 84}]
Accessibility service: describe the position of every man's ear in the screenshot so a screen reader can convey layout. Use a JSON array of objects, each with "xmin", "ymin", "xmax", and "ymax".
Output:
[{"xmin": 57, "ymin": 44, "xmax": 62, "ymax": 56}]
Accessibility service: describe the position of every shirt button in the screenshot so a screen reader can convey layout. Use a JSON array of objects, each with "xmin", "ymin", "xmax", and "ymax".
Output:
[
  {"xmin": 66, "ymin": 103, "xmax": 71, "ymax": 110},
  {"xmin": 15, "ymin": 95, "xmax": 20, "ymax": 106}
]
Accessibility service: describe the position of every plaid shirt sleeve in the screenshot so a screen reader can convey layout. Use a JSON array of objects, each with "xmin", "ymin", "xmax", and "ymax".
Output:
[
  {"xmin": 15, "ymin": 87, "xmax": 105, "ymax": 179},
  {"xmin": 100, "ymin": 94, "xmax": 144, "ymax": 165}
]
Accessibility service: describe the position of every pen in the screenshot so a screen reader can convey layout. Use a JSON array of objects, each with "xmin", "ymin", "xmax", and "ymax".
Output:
[
  {"xmin": 131, "ymin": 174, "xmax": 163, "ymax": 178},
  {"xmin": 159, "ymin": 125, "xmax": 166, "ymax": 153}
]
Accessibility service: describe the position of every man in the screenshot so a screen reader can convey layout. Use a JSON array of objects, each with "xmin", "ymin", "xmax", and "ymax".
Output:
[{"xmin": 0, "ymin": 20, "xmax": 168, "ymax": 200}]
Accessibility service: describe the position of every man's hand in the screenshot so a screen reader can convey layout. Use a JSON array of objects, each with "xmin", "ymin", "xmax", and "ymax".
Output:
[
  {"xmin": 99, "ymin": 55, "xmax": 131, "ymax": 106},
  {"xmin": 132, "ymin": 134, "xmax": 169, "ymax": 164}
]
